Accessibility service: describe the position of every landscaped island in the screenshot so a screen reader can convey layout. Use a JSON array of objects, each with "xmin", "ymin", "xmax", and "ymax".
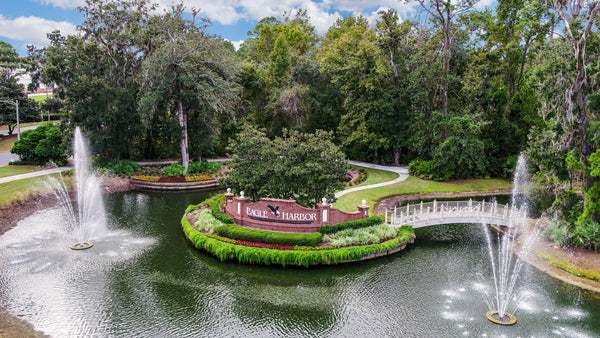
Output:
[{"xmin": 181, "ymin": 194, "xmax": 415, "ymax": 267}]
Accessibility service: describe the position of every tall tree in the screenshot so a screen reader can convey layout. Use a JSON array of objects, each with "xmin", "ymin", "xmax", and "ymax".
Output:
[
  {"xmin": 137, "ymin": 5, "xmax": 239, "ymax": 171},
  {"xmin": 411, "ymin": 0, "xmax": 478, "ymax": 115},
  {"xmin": 549, "ymin": 0, "xmax": 600, "ymax": 222}
]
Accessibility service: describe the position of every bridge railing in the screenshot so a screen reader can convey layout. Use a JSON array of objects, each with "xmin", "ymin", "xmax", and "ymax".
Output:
[{"xmin": 385, "ymin": 199, "xmax": 528, "ymax": 228}]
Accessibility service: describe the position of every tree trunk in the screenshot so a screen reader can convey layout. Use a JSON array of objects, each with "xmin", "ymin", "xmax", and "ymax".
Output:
[
  {"xmin": 178, "ymin": 93, "xmax": 189, "ymax": 172},
  {"xmin": 394, "ymin": 147, "xmax": 401, "ymax": 166}
]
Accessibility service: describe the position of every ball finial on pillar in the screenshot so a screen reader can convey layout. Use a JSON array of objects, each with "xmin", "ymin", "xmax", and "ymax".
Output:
[
  {"xmin": 322, "ymin": 197, "xmax": 327, "ymax": 205},
  {"xmin": 240, "ymin": 191, "xmax": 245, "ymax": 198},
  {"xmin": 362, "ymin": 199, "xmax": 367, "ymax": 206}
]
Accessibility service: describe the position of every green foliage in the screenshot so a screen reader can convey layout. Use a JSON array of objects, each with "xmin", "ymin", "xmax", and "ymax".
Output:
[
  {"xmin": 323, "ymin": 223, "xmax": 400, "ymax": 247},
  {"xmin": 408, "ymin": 160, "xmax": 435, "ymax": 179},
  {"xmin": 91, "ymin": 156, "xmax": 139, "ymax": 176},
  {"xmin": 111, "ymin": 160, "xmax": 140, "ymax": 176},
  {"xmin": 539, "ymin": 253, "xmax": 600, "ymax": 282},
  {"xmin": 319, "ymin": 215, "xmax": 385, "ymax": 234},
  {"xmin": 223, "ymin": 124, "xmax": 347, "ymax": 207},
  {"xmin": 161, "ymin": 163, "xmax": 186, "ymax": 177},
  {"xmin": 209, "ymin": 201, "xmax": 235, "ymax": 224},
  {"xmin": 188, "ymin": 161, "xmax": 222, "ymax": 175},
  {"xmin": 567, "ymin": 221, "xmax": 600, "ymax": 252},
  {"xmin": 182, "ymin": 215, "xmax": 415, "ymax": 267},
  {"xmin": 194, "ymin": 209, "xmax": 226, "ymax": 233},
  {"xmin": 216, "ymin": 224, "xmax": 323, "ymax": 246},
  {"xmin": 10, "ymin": 123, "xmax": 67, "ymax": 166},
  {"xmin": 542, "ymin": 220, "xmax": 569, "ymax": 247}
]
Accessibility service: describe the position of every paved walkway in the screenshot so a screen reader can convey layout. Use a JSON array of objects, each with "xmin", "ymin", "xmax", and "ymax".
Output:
[
  {"xmin": 335, "ymin": 161, "xmax": 409, "ymax": 198},
  {"xmin": 0, "ymin": 167, "xmax": 71, "ymax": 184}
]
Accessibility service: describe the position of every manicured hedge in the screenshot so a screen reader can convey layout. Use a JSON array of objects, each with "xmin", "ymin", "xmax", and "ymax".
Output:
[
  {"xmin": 209, "ymin": 201, "xmax": 234, "ymax": 224},
  {"xmin": 216, "ymin": 224, "xmax": 322, "ymax": 247},
  {"xmin": 319, "ymin": 215, "xmax": 385, "ymax": 234},
  {"xmin": 182, "ymin": 215, "xmax": 415, "ymax": 267}
]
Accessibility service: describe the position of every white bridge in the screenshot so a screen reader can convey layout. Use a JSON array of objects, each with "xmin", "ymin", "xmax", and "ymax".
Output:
[{"xmin": 385, "ymin": 199, "xmax": 528, "ymax": 228}]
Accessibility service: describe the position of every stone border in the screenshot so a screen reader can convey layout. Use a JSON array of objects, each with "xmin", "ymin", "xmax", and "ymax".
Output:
[{"xmin": 129, "ymin": 179, "xmax": 219, "ymax": 191}]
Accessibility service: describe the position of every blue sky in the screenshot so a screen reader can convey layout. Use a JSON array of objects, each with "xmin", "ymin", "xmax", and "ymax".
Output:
[{"xmin": 0, "ymin": 0, "xmax": 493, "ymax": 56}]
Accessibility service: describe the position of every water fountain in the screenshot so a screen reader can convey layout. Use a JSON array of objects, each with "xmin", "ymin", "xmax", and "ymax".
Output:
[
  {"xmin": 46, "ymin": 127, "xmax": 108, "ymax": 250},
  {"xmin": 482, "ymin": 152, "xmax": 538, "ymax": 325}
]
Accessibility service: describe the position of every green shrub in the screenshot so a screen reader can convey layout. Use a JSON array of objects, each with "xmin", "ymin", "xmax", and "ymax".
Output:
[
  {"xmin": 202, "ymin": 194, "xmax": 226, "ymax": 207},
  {"xmin": 408, "ymin": 160, "xmax": 435, "ymax": 179},
  {"xmin": 91, "ymin": 155, "xmax": 116, "ymax": 170},
  {"xmin": 194, "ymin": 209, "xmax": 225, "ymax": 233},
  {"xmin": 567, "ymin": 221, "xmax": 600, "ymax": 252},
  {"xmin": 216, "ymin": 224, "xmax": 323, "ymax": 246},
  {"xmin": 111, "ymin": 160, "xmax": 140, "ymax": 176},
  {"xmin": 323, "ymin": 224, "xmax": 400, "ymax": 248},
  {"xmin": 10, "ymin": 123, "xmax": 67, "ymax": 166},
  {"xmin": 319, "ymin": 215, "xmax": 384, "ymax": 234},
  {"xmin": 162, "ymin": 163, "xmax": 186, "ymax": 177},
  {"xmin": 182, "ymin": 216, "xmax": 415, "ymax": 267},
  {"xmin": 209, "ymin": 201, "xmax": 234, "ymax": 224},
  {"xmin": 542, "ymin": 220, "xmax": 569, "ymax": 247},
  {"xmin": 188, "ymin": 161, "xmax": 222, "ymax": 175}
]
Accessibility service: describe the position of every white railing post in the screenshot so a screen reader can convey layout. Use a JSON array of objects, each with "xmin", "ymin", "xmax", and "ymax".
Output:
[
  {"xmin": 433, "ymin": 200, "xmax": 437, "ymax": 212},
  {"xmin": 385, "ymin": 209, "xmax": 388, "ymax": 224},
  {"xmin": 420, "ymin": 201, "xmax": 423, "ymax": 214}
]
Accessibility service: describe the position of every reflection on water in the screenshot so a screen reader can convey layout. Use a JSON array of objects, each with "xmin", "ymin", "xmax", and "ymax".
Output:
[{"xmin": 0, "ymin": 192, "xmax": 599, "ymax": 337}]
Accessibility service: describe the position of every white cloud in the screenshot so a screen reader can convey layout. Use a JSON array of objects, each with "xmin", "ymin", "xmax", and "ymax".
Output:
[
  {"xmin": 0, "ymin": 15, "xmax": 78, "ymax": 46},
  {"xmin": 33, "ymin": 0, "xmax": 84, "ymax": 10},
  {"xmin": 227, "ymin": 39, "xmax": 245, "ymax": 50}
]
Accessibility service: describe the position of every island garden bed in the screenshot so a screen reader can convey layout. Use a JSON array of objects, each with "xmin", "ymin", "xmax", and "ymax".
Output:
[{"xmin": 181, "ymin": 195, "xmax": 415, "ymax": 267}]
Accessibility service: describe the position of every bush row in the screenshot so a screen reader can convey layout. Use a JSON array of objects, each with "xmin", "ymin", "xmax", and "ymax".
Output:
[
  {"xmin": 216, "ymin": 224, "xmax": 322, "ymax": 247},
  {"xmin": 182, "ymin": 215, "xmax": 415, "ymax": 267},
  {"xmin": 319, "ymin": 215, "xmax": 385, "ymax": 234},
  {"xmin": 209, "ymin": 201, "xmax": 234, "ymax": 224}
]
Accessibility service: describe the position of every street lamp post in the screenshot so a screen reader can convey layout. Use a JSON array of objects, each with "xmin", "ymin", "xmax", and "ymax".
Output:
[{"xmin": 0, "ymin": 99, "xmax": 20, "ymax": 140}]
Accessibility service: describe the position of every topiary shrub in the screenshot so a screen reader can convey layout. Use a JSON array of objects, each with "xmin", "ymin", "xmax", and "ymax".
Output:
[{"xmin": 319, "ymin": 215, "xmax": 385, "ymax": 234}]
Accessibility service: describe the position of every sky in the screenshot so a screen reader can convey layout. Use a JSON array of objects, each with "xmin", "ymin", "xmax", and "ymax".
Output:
[{"xmin": 0, "ymin": 0, "xmax": 494, "ymax": 56}]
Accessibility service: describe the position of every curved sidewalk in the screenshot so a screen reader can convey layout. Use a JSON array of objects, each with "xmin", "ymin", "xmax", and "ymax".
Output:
[{"xmin": 336, "ymin": 161, "xmax": 409, "ymax": 198}]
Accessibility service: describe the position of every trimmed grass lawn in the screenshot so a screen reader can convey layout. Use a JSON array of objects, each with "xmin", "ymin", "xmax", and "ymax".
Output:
[
  {"xmin": 334, "ymin": 176, "xmax": 512, "ymax": 213},
  {"xmin": 0, "ymin": 134, "xmax": 17, "ymax": 152},
  {"xmin": 29, "ymin": 94, "xmax": 53, "ymax": 102},
  {"xmin": 0, "ymin": 175, "xmax": 57, "ymax": 207},
  {"xmin": 345, "ymin": 165, "xmax": 399, "ymax": 189},
  {"xmin": 0, "ymin": 166, "xmax": 38, "ymax": 178}
]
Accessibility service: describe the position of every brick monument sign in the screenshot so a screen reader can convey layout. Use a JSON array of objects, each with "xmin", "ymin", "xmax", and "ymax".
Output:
[{"xmin": 223, "ymin": 190, "xmax": 369, "ymax": 233}]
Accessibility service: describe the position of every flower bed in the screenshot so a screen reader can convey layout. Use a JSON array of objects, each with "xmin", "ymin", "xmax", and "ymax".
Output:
[
  {"xmin": 182, "ymin": 207, "xmax": 416, "ymax": 267},
  {"xmin": 131, "ymin": 174, "xmax": 213, "ymax": 183}
]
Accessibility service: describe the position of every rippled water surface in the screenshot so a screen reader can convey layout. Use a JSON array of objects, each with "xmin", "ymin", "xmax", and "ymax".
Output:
[{"xmin": 1, "ymin": 191, "xmax": 599, "ymax": 337}]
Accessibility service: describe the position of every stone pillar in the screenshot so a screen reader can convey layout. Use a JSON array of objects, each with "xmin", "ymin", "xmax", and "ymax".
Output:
[
  {"xmin": 317, "ymin": 197, "xmax": 331, "ymax": 226},
  {"xmin": 224, "ymin": 188, "xmax": 234, "ymax": 206},
  {"xmin": 358, "ymin": 199, "xmax": 369, "ymax": 218},
  {"xmin": 236, "ymin": 191, "xmax": 250, "ymax": 225}
]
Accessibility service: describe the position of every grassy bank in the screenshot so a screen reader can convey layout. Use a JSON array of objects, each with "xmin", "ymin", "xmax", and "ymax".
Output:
[
  {"xmin": 0, "ymin": 166, "xmax": 38, "ymax": 178},
  {"xmin": 334, "ymin": 176, "xmax": 512, "ymax": 213},
  {"xmin": 345, "ymin": 165, "xmax": 399, "ymax": 189},
  {"xmin": 0, "ymin": 175, "xmax": 61, "ymax": 207}
]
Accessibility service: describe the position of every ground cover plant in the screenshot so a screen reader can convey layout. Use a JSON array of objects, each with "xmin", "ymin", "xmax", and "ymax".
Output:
[{"xmin": 322, "ymin": 223, "xmax": 400, "ymax": 248}]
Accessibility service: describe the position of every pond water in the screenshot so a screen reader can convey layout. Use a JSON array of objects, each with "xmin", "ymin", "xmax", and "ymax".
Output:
[{"xmin": 0, "ymin": 191, "xmax": 599, "ymax": 337}]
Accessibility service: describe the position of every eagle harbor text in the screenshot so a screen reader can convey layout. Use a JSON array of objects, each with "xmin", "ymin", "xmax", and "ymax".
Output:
[{"xmin": 224, "ymin": 190, "xmax": 369, "ymax": 233}]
